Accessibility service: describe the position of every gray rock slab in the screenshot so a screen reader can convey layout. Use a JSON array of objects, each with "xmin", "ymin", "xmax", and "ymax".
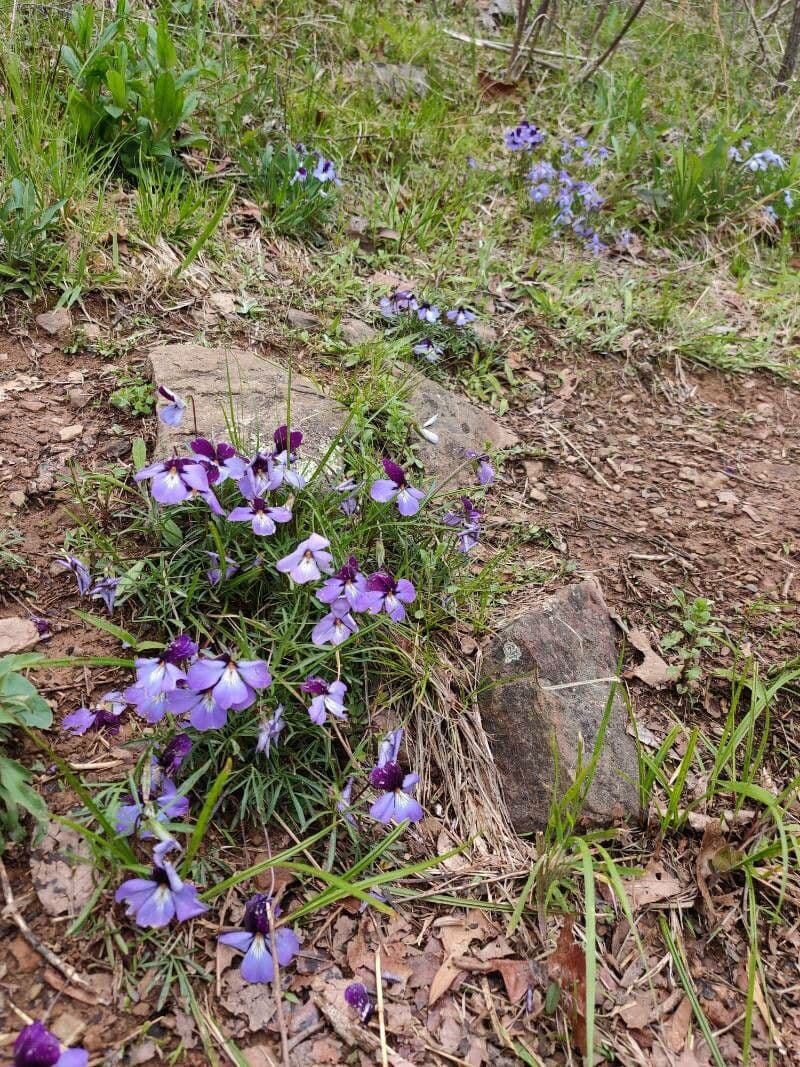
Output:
[{"xmin": 478, "ymin": 579, "xmax": 641, "ymax": 833}]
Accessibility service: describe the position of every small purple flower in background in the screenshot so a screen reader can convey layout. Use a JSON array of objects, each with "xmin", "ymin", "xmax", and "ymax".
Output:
[
  {"xmin": 413, "ymin": 338, "xmax": 442, "ymax": 363},
  {"xmin": 62, "ymin": 691, "xmax": 126, "ymax": 735},
  {"xmin": 11, "ymin": 1020, "xmax": 88, "ymax": 1067},
  {"xmin": 124, "ymin": 684, "xmax": 177, "ymax": 724},
  {"xmin": 271, "ymin": 424, "xmax": 306, "ymax": 489},
  {"xmin": 276, "ymin": 533, "xmax": 333, "ymax": 584},
  {"xmin": 311, "ymin": 600, "xmax": 359, "ymax": 646},
  {"xmin": 334, "ymin": 477, "xmax": 361, "ymax": 516},
  {"xmin": 617, "ymin": 229, "xmax": 635, "ymax": 250},
  {"xmin": 317, "ymin": 556, "xmax": 366, "ymax": 610},
  {"xmin": 291, "ymin": 165, "xmax": 308, "ymax": 184},
  {"xmin": 370, "ymin": 458, "xmax": 425, "ymax": 516},
  {"xmin": 206, "ymin": 551, "xmax": 239, "ymax": 587},
  {"xmin": 157, "ymin": 733, "xmax": 193, "ymax": 779},
  {"xmin": 368, "ymin": 729, "xmax": 424, "ymax": 824},
  {"xmin": 528, "ymin": 160, "xmax": 556, "ymax": 183},
  {"xmin": 256, "ymin": 704, "xmax": 285, "ymax": 756},
  {"xmin": 156, "ymin": 385, "xmax": 185, "ymax": 427},
  {"xmin": 115, "ymin": 840, "xmax": 207, "ymax": 929},
  {"xmin": 416, "ymin": 301, "xmax": 441, "ymax": 324},
  {"xmin": 313, "ymin": 156, "xmax": 341, "ymax": 184},
  {"xmin": 239, "ymin": 451, "xmax": 283, "ymax": 499},
  {"xmin": 186, "ymin": 655, "xmax": 272, "ymax": 712},
  {"xmin": 585, "ymin": 230, "xmax": 607, "ymax": 255},
  {"xmin": 728, "ymin": 145, "xmax": 743, "ymax": 162},
  {"xmin": 273, "ymin": 424, "xmax": 303, "ymax": 456},
  {"xmin": 443, "ymin": 496, "xmax": 482, "ymax": 553},
  {"xmin": 379, "ymin": 289, "xmax": 418, "ymax": 317},
  {"xmin": 445, "ymin": 305, "xmax": 476, "ymax": 327},
  {"xmin": 115, "ymin": 778, "xmax": 189, "ymax": 838},
  {"xmin": 134, "ymin": 457, "xmax": 214, "ymax": 507},
  {"xmin": 344, "ymin": 982, "xmax": 374, "ymax": 1023},
  {"xmin": 219, "ymin": 893, "xmax": 300, "ymax": 983},
  {"xmin": 337, "ymin": 776, "xmax": 356, "ymax": 825},
  {"xmin": 530, "ymin": 182, "xmax": 551, "ymax": 203},
  {"xmin": 465, "ymin": 449, "xmax": 494, "ymax": 486},
  {"xmin": 90, "ymin": 576, "xmax": 119, "ymax": 614},
  {"xmin": 358, "ymin": 571, "xmax": 416, "ymax": 623},
  {"xmin": 190, "ymin": 438, "xmax": 248, "ymax": 483},
  {"xmin": 55, "ymin": 555, "xmax": 91, "ymax": 595},
  {"xmin": 228, "ymin": 496, "xmax": 293, "ymax": 536},
  {"xmin": 301, "ymin": 677, "xmax": 348, "ymax": 725},
  {"xmin": 31, "ymin": 615, "xmax": 51, "ymax": 640},
  {"xmin": 744, "ymin": 148, "xmax": 786, "ymax": 172},
  {"xmin": 504, "ymin": 119, "xmax": 545, "ymax": 151}
]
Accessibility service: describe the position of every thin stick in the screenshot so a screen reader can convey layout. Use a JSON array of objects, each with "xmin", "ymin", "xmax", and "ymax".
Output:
[
  {"xmin": 544, "ymin": 420, "xmax": 614, "ymax": 490},
  {"xmin": 374, "ymin": 948, "xmax": 389, "ymax": 1067},
  {"xmin": 0, "ymin": 858, "xmax": 99, "ymax": 998},
  {"xmin": 578, "ymin": 0, "xmax": 648, "ymax": 83},
  {"xmin": 267, "ymin": 900, "xmax": 290, "ymax": 1067}
]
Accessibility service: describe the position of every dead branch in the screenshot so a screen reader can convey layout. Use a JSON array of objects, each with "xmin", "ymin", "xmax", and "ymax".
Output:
[{"xmin": 577, "ymin": 0, "xmax": 648, "ymax": 84}]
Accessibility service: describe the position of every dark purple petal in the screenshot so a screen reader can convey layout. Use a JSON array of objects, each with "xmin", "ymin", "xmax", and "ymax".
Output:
[
  {"xmin": 369, "ymin": 761, "xmax": 405, "ymax": 791},
  {"xmin": 381, "ymin": 457, "xmax": 406, "ymax": 486}
]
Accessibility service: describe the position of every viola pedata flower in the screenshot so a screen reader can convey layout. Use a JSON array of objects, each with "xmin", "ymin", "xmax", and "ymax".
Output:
[
  {"xmin": 11, "ymin": 1020, "xmax": 88, "ymax": 1067},
  {"xmin": 316, "ymin": 556, "xmax": 366, "ymax": 610},
  {"xmin": 256, "ymin": 704, "xmax": 285, "ymax": 756},
  {"xmin": 379, "ymin": 289, "xmax": 418, "ymax": 317},
  {"xmin": 311, "ymin": 600, "xmax": 359, "ymax": 646},
  {"xmin": 416, "ymin": 301, "xmax": 441, "ymax": 324},
  {"xmin": 358, "ymin": 571, "xmax": 416, "ymax": 622},
  {"xmin": 115, "ymin": 840, "xmax": 207, "ymax": 928},
  {"xmin": 62, "ymin": 691, "xmax": 126, "ymax": 735},
  {"xmin": 90, "ymin": 576, "xmax": 119, "ymax": 614},
  {"xmin": 186, "ymin": 655, "xmax": 272, "ymax": 712},
  {"xmin": 412, "ymin": 338, "xmax": 442, "ymax": 362},
  {"xmin": 227, "ymin": 496, "xmax": 293, "ymax": 536},
  {"xmin": 115, "ymin": 777, "xmax": 189, "ymax": 838},
  {"xmin": 291, "ymin": 165, "xmax": 308, "ymax": 184},
  {"xmin": 219, "ymin": 893, "xmax": 300, "ymax": 983},
  {"xmin": 504, "ymin": 119, "xmax": 545, "ymax": 151},
  {"xmin": 465, "ymin": 449, "xmax": 494, "ymax": 486},
  {"xmin": 369, "ymin": 757, "xmax": 424, "ymax": 824},
  {"xmin": 276, "ymin": 534, "xmax": 333, "ymax": 584},
  {"xmin": 301, "ymin": 677, "xmax": 348, "ymax": 725},
  {"xmin": 370, "ymin": 458, "xmax": 424, "ymax": 516},
  {"xmin": 134, "ymin": 456, "xmax": 218, "ymax": 509},
  {"xmin": 344, "ymin": 983, "xmax": 374, "ymax": 1023},
  {"xmin": 190, "ymin": 438, "xmax": 248, "ymax": 483},
  {"xmin": 168, "ymin": 685, "xmax": 229, "ymax": 731},
  {"xmin": 443, "ymin": 496, "xmax": 482, "ymax": 553},
  {"xmin": 238, "ymin": 451, "xmax": 283, "ymax": 499},
  {"xmin": 156, "ymin": 385, "xmax": 185, "ymax": 427},
  {"xmin": 55, "ymin": 554, "xmax": 91, "ymax": 595},
  {"xmin": 313, "ymin": 156, "xmax": 341, "ymax": 184},
  {"xmin": 445, "ymin": 305, "xmax": 476, "ymax": 327},
  {"xmin": 157, "ymin": 732, "xmax": 193, "ymax": 778},
  {"xmin": 206, "ymin": 551, "xmax": 240, "ymax": 587}
]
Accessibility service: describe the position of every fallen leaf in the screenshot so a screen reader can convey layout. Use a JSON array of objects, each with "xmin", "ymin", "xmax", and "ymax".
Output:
[
  {"xmin": 30, "ymin": 823, "xmax": 95, "ymax": 917},
  {"xmin": 624, "ymin": 628, "xmax": 672, "ymax": 688},
  {"xmin": 666, "ymin": 996, "xmax": 692, "ymax": 1053},
  {"xmin": 428, "ymin": 957, "xmax": 464, "ymax": 1007},
  {"xmin": 220, "ymin": 969, "xmax": 276, "ymax": 1031},
  {"xmin": 547, "ymin": 917, "xmax": 587, "ymax": 1055},
  {"xmin": 624, "ymin": 861, "xmax": 686, "ymax": 909}
]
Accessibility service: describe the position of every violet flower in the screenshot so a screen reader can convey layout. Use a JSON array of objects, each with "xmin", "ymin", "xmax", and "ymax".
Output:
[
  {"xmin": 256, "ymin": 704, "xmax": 285, "ymax": 756},
  {"xmin": 504, "ymin": 120, "xmax": 545, "ymax": 151},
  {"xmin": 168, "ymin": 685, "xmax": 229, "ymax": 731},
  {"xmin": 228, "ymin": 497, "xmax": 292, "ymax": 536},
  {"xmin": 186, "ymin": 655, "xmax": 272, "ymax": 711},
  {"xmin": 156, "ymin": 385, "xmax": 185, "ymax": 427},
  {"xmin": 276, "ymin": 534, "xmax": 333, "ymax": 584},
  {"xmin": 270, "ymin": 424, "xmax": 306, "ymax": 489},
  {"xmin": 416, "ymin": 301, "xmax": 441, "ymax": 324},
  {"xmin": 334, "ymin": 478, "xmax": 360, "ymax": 516},
  {"xmin": 238, "ymin": 451, "xmax": 283, "ymax": 499},
  {"xmin": 465, "ymin": 449, "xmax": 494, "ymax": 485},
  {"xmin": 206, "ymin": 551, "xmax": 239, "ymax": 587},
  {"xmin": 368, "ymin": 732, "xmax": 424, "ymax": 824},
  {"xmin": 301, "ymin": 677, "xmax": 347, "ymax": 725},
  {"xmin": 11, "ymin": 1020, "xmax": 88, "ymax": 1067},
  {"xmin": 219, "ymin": 893, "xmax": 300, "ymax": 983},
  {"xmin": 443, "ymin": 496, "xmax": 482, "ymax": 553},
  {"xmin": 124, "ymin": 684, "xmax": 178, "ymax": 724},
  {"xmin": 115, "ymin": 778, "xmax": 189, "ymax": 838},
  {"xmin": 134, "ymin": 457, "xmax": 222, "ymax": 511},
  {"xmin": 344, "ymin": 983, "xmax": 374, "ymax": 1023},
  {"xmin": 134, "ymin": 647, "xmax": 188, "ymax": 697},
  {"xmin": 190, "ymin": 438, "xmax": 248, "ymax": 483},
  {"xmin": 55, "ymin": 555, "xmax": 91, "ymax": 595},
  {"xmin": 446, "ymin": 305, "xmax": 476, "ymax": 327},
  {"xmin": 90, "ymin": 576, "xmax": 119, "ymax": 614},
  {"xmin": 62, "ymin": 691, "xmax": 126, "ymax": 735},
  {"xmin": 316, "ymin": 556, "xmax": 366, "ymax": 609},
  {"xmin": 412, "ymin": 338, "xmax": 442, "ymax": 362},
  {"xmin": 313, "ymin": 156, "xmax": 341, "ymax": 184},
  {"xmin": 528, "ymin": 160, "xmax": 556, "ymax": 183},
  {"xmin": 115, "ymin": 840, "xmax": 207, "ymax": 928},
  {"xmin": 370, "ymin": 458, "xmax": 424, "ymax": 516},
  {"xmin": 311, "ymin": 600, "xmax": 359, "ymax": 646},
  {"xmin": 291, "ymin": 165, "xmax": 308, "ymax": 184},
  {"xmin": 379, "ymin": 289, "xmax": 418, "ymax": 317},
  {"xmin": 358, "ymin": 571, "xmax": 416, "ymax": 623},
  {"xmin": 157, "ymin": 733, "xmax": 193, "ymax": 778}
]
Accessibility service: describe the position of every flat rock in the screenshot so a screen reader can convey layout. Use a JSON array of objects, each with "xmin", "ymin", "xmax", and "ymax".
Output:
[
  {"xmin": 478, "ymin": 579, "xmax": 641, "ymax": 833},
  {"xmin": 287, "ymin": 308, "xmax": 323, "ymax": 330},
  {"xmin": 147, "ymin": 344, "xmax": 345, "ymax": 459},
  {"xmin": 0, "ymin": 617, "xmax": 40, "ymax": 654},
  {"xmin": 409, "ymin": 377, "xmax": 518, "ymax": 485},
  {"xmin": 35, "ymin": 308, "xmax": 72, "ymax": 336},
  {"xmin": 367, "ymin": 62, "xmax": 429, "ymax": 99},
  {"xmin": 340, "ymin": 317, "xmax": 378, "ymax": 345}
]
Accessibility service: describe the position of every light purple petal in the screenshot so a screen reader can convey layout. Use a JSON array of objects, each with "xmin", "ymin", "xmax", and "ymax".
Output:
[
  {"xmin": 396, "ymin": 487, "xmax": 423, "ymax": 516},
  {"xmin": 237, "ymin": 660, "xmax": 272, "ymax": 689},
  {"xmin": 395, "ymin": 579, "xmax": 416, "ymax": 604},
  {"xmin": 62, "ymin": 707, "xmax": 95, "ymax": 735},
  {"xmin": 186, "ymin": 658, "xmax": 227, "ymax": 691},
  {"xmin": 210, "ymin": 664, "xmax": 250, "ymax": 710},
  {"xmin": 57, "ymin": 1050, "xmax": 89, "ymax": 1067},
  {"xmin": 369, "ymin": 792, "xmax": 396, "ymax": 824},
  {"xmin": 173, "ymin": 884, "xmax": 208, "ymax": 922},
  {"xmin": 275, "ymin": 927, "xmax": 300, "ymax": 966},
  {"xmin": 392, "ymin": 790, "xmax": 424, "ymax": 822},
  {"xmin": 219, "ymin": 930, "xmax": 254, "ymax": 953},
  {"xmin": 370, "ymin": 479, "xmax": 398, "ymax": 503},
  {"xmin": 241, "ymin": 934, "xmax": 275, "ymax": 983},
  {"xmin": 228, "ymin": 506, "xmax": 255, "ymax": 523}
]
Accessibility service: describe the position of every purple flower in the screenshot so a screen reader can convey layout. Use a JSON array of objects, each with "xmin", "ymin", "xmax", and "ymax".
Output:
[
  {"xmin": 55, "ymin": 555, "xmax": 91, "ymax": 595},
  {"xmin": 157, "ymin": 733, "xmax": 193, "ymax": 778},
  {"xmin": 115, "ymin": 778, "xmax": 190, "ymax": 837},
  {"xmin": 156, "ymin": 385, "xmax": 185, "ymax": 427},
  {"xmin": 313, "ymin": 156, "xmax": 341, "ymax": 184},
  {"xmin": 186, "ymin": 655, "xmax": 272, "ymax": 711},
  {"xmin": 412, "ymin": 338, "xmax": 442, "ymax": 362},
  {"xmin": 334, "ymin": 478, "xmax": 360, "ymax": 516},
  {"xmin": 115, "ymin": 840, "xmax": 207, "ymax": 929},
  {"xmin": 166, "ymin": 634, "xmax": 198, "ymax": 662},
  {"xmin": 416, "ymin": 302, "xmax": 441, "ymax": 324},
  {"xmin": 311, "ymin": 600, "xmax": 359, "ymax": 646},
  {"xmin": 134, "ymin": 650, "xmax": 188, "ymax": 696},
  {"xmin": 273, "ymin": 424, "xmax": 303, "ymax": 455},
  {"xmin": 169, "ymin": 685, "xmax": 229, "ymax": 731},
  {"xmin": 134, "ymin": 457, "xmax": 222, "ymax": 511},
  {"xmin": 90, "ymin": 576, "xmax": 119, "ymax": 614},
  {"xmin": 219, "ymin": 893, "xmax": 300, "ymax": 983},
  {"xmin": 301, "ymin": 677, "xmax": 347, "ymax": 725},
  {"xmin": 276, "ymin": 533, "xmax": 333, "ymax": 584},
  {"xmin": 745, "ymin": 148, "xmax": 786, "ymax": 172},
  {"xmin": 369, "ymin": 758, "xmax": 424, "ymax": 824},
  {"xmin": 238, "ymin": 451, "xmax": 283, "ymax": 499},
  {"xmin": 316, "ymin": 556, "xmax": 366, "ymax": 609},
  {"xmin": 465, "ymin": 449, "xmax": 494, "ymax": 486},
  {"xmin": 190, "ymin": 438, "xmax": 248, "ymax": 483},
  {"xmin": 379, "ymin": 289, "xmax": 418, "ymax": 317},
  {"xmin": 206, "ymin": 551, "xmax": 239, "ymax": 587},
  {"xmin": 528, "ymin": 160, "xmax": 556, "ymax": 183},
  {"xmin": 445, "ymin": 305, "xmax": 476, "ymax": 327},
  {"xmin": 124, "ymin": 684, "xmax": 178, "ymax": 724},
  {"xmin": 228, "ymin": 496, "xmax": 293, "ymax": 536},
  {"xmin": 504, "ymin": 120, "xmax": 545, "ymax": 151},
  {"xmin": 62, "ymin": 691, "xmax": 125, "ymax": 735},
  {"xmin": 358, "ymin": 571, "xmax": 416, "ymax": 623},
  {"xmin": 12, "ymin": 1020, "xmax": 88, "ymax": 1067},
  {"xmin": 585, "ymin": 230, "xmax": 607, "ymax": 255},
  {"xmin": 443, "ymin": 496, "xmax": 482, "ymax": 553},
  {"xmin": 31, "ymin": 615, "xmax": 51, "ymax": 640},
  {"xmin": 256, "ymin": 704, "xmax": 285, "ymax": 756},
  {"xmin": 271, "ymin": 424, "xmax": 306, "ymax": 489},
  {"xmin": 370, "ymin": 458, "xmax": 425, "ymax": 516},
  {"xmin": 291, "ymin": 166, "xmax": 308, "ymax": 184},
  {"xmin": 530, "ymin": 182, "xmax": 551, "ymax": 203},
  {"xmin": 344, "ymin": 983, "xmax": 374, "ymax": 1023}
]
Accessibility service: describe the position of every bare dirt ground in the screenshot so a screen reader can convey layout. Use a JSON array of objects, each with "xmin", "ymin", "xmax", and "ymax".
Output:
[{"xmin": 2, "ymin": 312, "xmax": 799, "ymax": 1065}]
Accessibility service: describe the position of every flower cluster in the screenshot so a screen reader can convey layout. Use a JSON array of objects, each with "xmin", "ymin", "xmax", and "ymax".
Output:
[
  {"xmin": 378, "ymin": 288, "xmax": 477, "ymax": 364},
  {"xmin": 504, "ymin": 119, "xmax": 546, "ymax": 151},
  {"xmin": 290, "ymin": 142, "xmax": 342, "ymax": 186},
  {"xmin": 525, "ymin": 133, "xmax": 610, "ymax": 254}
]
